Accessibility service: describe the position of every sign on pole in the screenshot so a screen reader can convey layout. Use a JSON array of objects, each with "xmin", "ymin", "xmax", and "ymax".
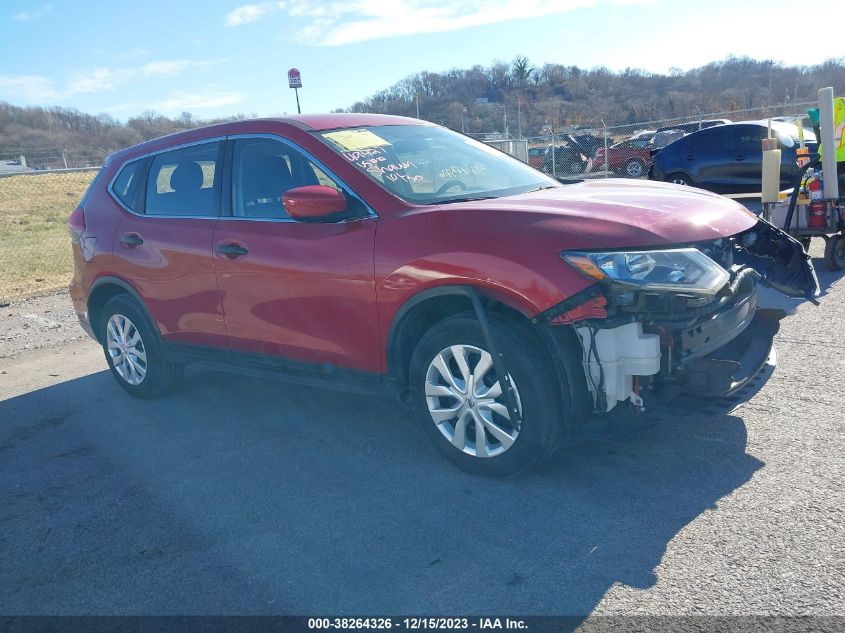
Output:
[
  {"xmin": 288, "ymin": 68, "xmax": 302, "ymax": 114},
  {"xmin": 288, "ymin": 68, "xmax": 302, "ymax": 89}
]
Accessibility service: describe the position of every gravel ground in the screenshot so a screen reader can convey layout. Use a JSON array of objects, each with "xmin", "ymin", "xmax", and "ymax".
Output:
[
  {"xmin": 0, "ymin": 241, "xmax": 843, "ymax": 617},
  {"xmin": 0, "ymin": 291, "xmax": 86, "ymax": 360}
]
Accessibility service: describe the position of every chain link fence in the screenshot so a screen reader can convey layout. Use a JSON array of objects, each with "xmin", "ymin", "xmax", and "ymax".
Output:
[
  {"xmin": 482, "ymin": 101, "xmax": 816, "ymax": 180},
  {"xmin": 0, "ymin": 168, "xmax": 98, "ymax": 305},
  {"xmin": 0, "ymin": 101, "xmax": 820, "ymax": 304}
]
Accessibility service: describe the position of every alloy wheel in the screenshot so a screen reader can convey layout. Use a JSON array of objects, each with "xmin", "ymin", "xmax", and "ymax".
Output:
[
  {"xmin": 106, "ymin": 313, "xmax": 147, "ymax": 386},
  {"xmin": 625, "ymin": 160, "xmax": 645, "ymax": 178},
  {"xmin": 424, "ymin": 344, "xmax": 522, "ymax": 458}
]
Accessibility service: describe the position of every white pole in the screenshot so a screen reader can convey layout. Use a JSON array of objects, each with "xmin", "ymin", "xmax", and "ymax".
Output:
[
  {"xmin": 601, "ymin": 119, "xmax": 608, "ymax": 177},
  {"xmin": 818, "ymin": 87, "xmax": 839, "ymax": 200}
]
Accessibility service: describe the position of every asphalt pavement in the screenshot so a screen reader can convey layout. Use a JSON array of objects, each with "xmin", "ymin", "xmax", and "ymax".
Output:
[{"xmin": 1, "ymin": 241, "xmax": 843, "ymax": 616}]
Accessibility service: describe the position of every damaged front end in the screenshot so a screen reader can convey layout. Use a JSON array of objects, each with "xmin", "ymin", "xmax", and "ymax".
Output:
[{"xmin": 549, "ymin": 218, "xmax": 819, "ymax": 413}]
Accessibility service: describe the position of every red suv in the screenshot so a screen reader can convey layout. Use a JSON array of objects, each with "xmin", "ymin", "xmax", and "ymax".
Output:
[{"xmin": 69, "ymin": 114, "xmax": 818, "ymax": 477}]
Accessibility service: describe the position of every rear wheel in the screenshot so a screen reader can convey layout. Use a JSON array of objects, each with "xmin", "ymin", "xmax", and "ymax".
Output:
[
  {"xmin": 824, "ymin": 235, "xmax": 845, "ymax": 271},
  {"xmin": 100, "ymin": 294, "xmax": 183, "ymax": 399},
  {"xmin": 666, "ymin": 172, "xmax": 693, "ymax": 186},
  {"xmin": 409, "ymin": 314, "xmax": 566, "ymax": 477},
  {"xmin": 622, "ymin": 158, "xmax": 647, "ymax": 178}
]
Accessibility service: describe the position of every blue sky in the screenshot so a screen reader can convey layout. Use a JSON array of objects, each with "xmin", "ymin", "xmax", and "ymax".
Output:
[{"xmin": 0, "ymin": 0, "xmax": 841, "ymax": 120}]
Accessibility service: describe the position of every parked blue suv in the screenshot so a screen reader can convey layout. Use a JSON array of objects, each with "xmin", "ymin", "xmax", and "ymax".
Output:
[{"xmin": 649, "ymin": 121, "xmax": 816, "ymax": 194}]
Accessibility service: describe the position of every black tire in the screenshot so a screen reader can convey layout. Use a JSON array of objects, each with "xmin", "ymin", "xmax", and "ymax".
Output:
[
  {"xmin": 666, "ymin": 172, "xmax": 693, "ymax": 187},
  {"xmin": 409, "ymin": 314, "xmax": 567, "ymax": 478},
  {"xmin": 622, "ymin": 158, "xmax": 647, "ymax": 178},
  {"xmin": 563, "ymin": 160, "xmax": 587, "ymax": 176},
  {"xmin": 99, "ymin": 294, "xmax": 184, "ymax": 399},
  {"xmin": 824, "ymin": 235, "xmax": 845, "ymax": 271}
]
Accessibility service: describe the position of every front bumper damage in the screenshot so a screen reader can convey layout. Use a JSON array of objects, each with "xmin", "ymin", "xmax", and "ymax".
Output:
[{"xmin": 547, "ymin": 218, "xmax": 818, "ymax": 413}]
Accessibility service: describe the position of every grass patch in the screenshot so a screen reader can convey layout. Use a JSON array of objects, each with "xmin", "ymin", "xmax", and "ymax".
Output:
[{"xmin": 0, "ymin": 170, "xmax": 97, "ymax": 302}]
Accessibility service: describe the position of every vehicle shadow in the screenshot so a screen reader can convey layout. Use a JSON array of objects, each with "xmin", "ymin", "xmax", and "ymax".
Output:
[{"xmin": 0, "ymin": 366, "xmax": 763, "ymax": 617}]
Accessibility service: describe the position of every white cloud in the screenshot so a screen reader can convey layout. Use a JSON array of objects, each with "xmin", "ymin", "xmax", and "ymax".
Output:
[
  {"xmin": 225, "ymin": 2, "xmax": 275, "ymax": 26},
  {"xmin": 259, "ymin": 0, "xmax": 597, "ymax": 46},
  {"xmin": 151, "ymin": 91, "xmax": 244, "ymax": 111},
  {"xmin": 11, "ymin": 3, "xmax": 52, "ymax": 21},
  {"xmin": 117, "ymin": 46, "xmax": 152, "ymax": 60},
  {"xmin": 0, "ymin": 75, "xmax": 59, "ymax": 101},
  {"xmin": 141, "ymin": 58, "xmax": 225, "ymax": 76},
  {"xmin": 0, "ymin": 58, "xmax": 226, "ymax": 105},
  {"xmin": 66, "ymin": 68, "xmax": 129, "ymax": 94},
  {"xmin": 141, "ymin": 60, "xmax": 194, "ymax": 77}
]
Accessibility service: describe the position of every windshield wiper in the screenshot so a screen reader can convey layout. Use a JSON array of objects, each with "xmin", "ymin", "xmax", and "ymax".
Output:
[{"xmin": 426, "ymin": 195, "xmax": 501, "ymax": 205}]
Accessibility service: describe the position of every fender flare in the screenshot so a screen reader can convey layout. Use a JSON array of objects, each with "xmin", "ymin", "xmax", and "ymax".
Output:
[
  {"xmin": 86, "ymin": 275, "xmax": 149, "ymax": 340},
  {"xmin": 385, "ymin": 284, "xmax": 534, "ymax": 380}
]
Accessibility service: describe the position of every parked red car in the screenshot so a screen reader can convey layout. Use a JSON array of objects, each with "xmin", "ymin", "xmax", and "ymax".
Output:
[
  {"xmin": 69, "ymin": 114, "xmax": 818, "ymax": 477},
  {"xmin": 591, "ymin": 137, "xmax": 653, "ymax": 178},
  {"xmin": 527, "ymin": 146, "xmax": 546, "ymax": 169}
]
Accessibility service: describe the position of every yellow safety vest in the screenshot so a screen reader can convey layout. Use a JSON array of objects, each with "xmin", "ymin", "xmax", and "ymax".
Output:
[{"xmin": 819, "ymin": 96, "xmax": 845, "ymax": 163}]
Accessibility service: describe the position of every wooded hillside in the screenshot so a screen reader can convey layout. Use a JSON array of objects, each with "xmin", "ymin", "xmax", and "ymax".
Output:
[
  {"xmin": 345, "ymin": 56, "xmax": 845, "ymax": 135},
  {"xmin": 1, "ymin": 55, "xmax": 843, "ymax": 167}
]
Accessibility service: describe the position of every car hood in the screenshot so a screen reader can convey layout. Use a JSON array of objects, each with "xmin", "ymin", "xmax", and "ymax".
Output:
[{"xmin": 447, "ymin": 178, "xmax": 758, "ymax": 248}]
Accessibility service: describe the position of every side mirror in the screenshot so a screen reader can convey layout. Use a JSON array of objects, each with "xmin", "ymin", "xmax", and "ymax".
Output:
[{"xmin": 283, "ymin": 185, "xmax": 347, "ymax": 221}]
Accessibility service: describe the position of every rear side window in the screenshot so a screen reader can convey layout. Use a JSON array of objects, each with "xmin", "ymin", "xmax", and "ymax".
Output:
[
  {"xmin": 145, "ymin": 142, "xmax": 221, "ymax": 217},
  {"xmin": 691, "ymin": 127, "xmax": 731, "ymax": 152},
  {"xmin": 111, "ymin": 159, "xmax": 143, "ymax": 210},
  {"xmin": 734, "ymin": 126, "xmax": 768, "ymax": 151}
]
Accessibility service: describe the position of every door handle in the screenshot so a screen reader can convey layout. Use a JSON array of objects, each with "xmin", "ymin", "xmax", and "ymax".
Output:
[
  {"xmin": 216, "ymin": 242, "xmax": 248, "ymax": 259},
  {"xmin": 120, "ymin": 233, "xmax": 143, "ymax": 247},
  {"xmin": 686, "ymin": 154, "xmax": 695, "ymax": 160},
  {"xmin": 735, "ymin": 155, "xmax": 746, "ymax": 161}
]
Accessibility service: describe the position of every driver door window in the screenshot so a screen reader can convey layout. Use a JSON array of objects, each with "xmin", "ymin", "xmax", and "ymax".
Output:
[{"xmin": 231, "ymin": 138, "xmax": 343, "ymax": 220}]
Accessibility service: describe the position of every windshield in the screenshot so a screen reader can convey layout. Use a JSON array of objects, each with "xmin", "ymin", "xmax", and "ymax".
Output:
[
  {"xmin": 768, "ymin": 121, "xmax": 817, "ymax": 148},
  {"xmin": 316, "ymin": 124, "xmax": 559, "ymax": 204}
]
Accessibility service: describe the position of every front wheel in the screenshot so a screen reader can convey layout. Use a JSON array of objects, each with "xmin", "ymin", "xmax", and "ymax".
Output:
[
  {"xmin": 824, "ymin": 235, "xmax": 845, "ymax": 271},
  {"xmin": 563, "ymin": 160, "xmax": 587, "ymax": 175},
  {"xmin": 100, "ymin": 294, "xmax": 184, "ymax": 399},
  {"xmin": 409, "ymin": 314, "xmax": 566, "ymax": 477},
  {"xmin": 666, "ymin": 172, "xmax": 693, "ymax": 187}
]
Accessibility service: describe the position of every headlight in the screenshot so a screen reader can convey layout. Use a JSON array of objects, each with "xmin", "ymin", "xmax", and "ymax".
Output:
[{"xmin": 561, "ymin": 248, "xmax": 729, "ymax": 297}]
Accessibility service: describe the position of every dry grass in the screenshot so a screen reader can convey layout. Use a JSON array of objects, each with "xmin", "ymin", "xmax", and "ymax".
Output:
[{"xmin": 0, "ymin": 170, "xmax": 97, "ymax": 303}]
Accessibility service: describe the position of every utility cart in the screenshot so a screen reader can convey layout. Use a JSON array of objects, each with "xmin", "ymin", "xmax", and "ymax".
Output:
[
  {"xmin": 768, "ymin": 91, "xmax": 844, "ymax": 271},
  {"xmin": 774, "ymin": 157, "xmax": 845, "ymax": 270}
]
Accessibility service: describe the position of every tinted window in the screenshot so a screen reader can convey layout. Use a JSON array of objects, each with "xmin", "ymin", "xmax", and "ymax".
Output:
[
  {"xmin": 733, "ymin": 125, "xmax": 768, "ymax": 151},
  {"xmin": 111, "ymin": 159, "xmax": 143, "ymax": 210},
  {"xmin": 691, "ymin": 127, "xmax": 731, "ymax": 152},
  {"xmin": 145, "ymin": 142, "xmax": 221, "ymax": 216},
  {"xmin": 232, "ymin": 137, "xmax": 350, "ymax": 220}
]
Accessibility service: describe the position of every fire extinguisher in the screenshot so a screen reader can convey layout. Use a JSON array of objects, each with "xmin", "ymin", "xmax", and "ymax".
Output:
[{"xmin": 808, "ymin": 177, "xmax": 827, "ymax": 228}]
